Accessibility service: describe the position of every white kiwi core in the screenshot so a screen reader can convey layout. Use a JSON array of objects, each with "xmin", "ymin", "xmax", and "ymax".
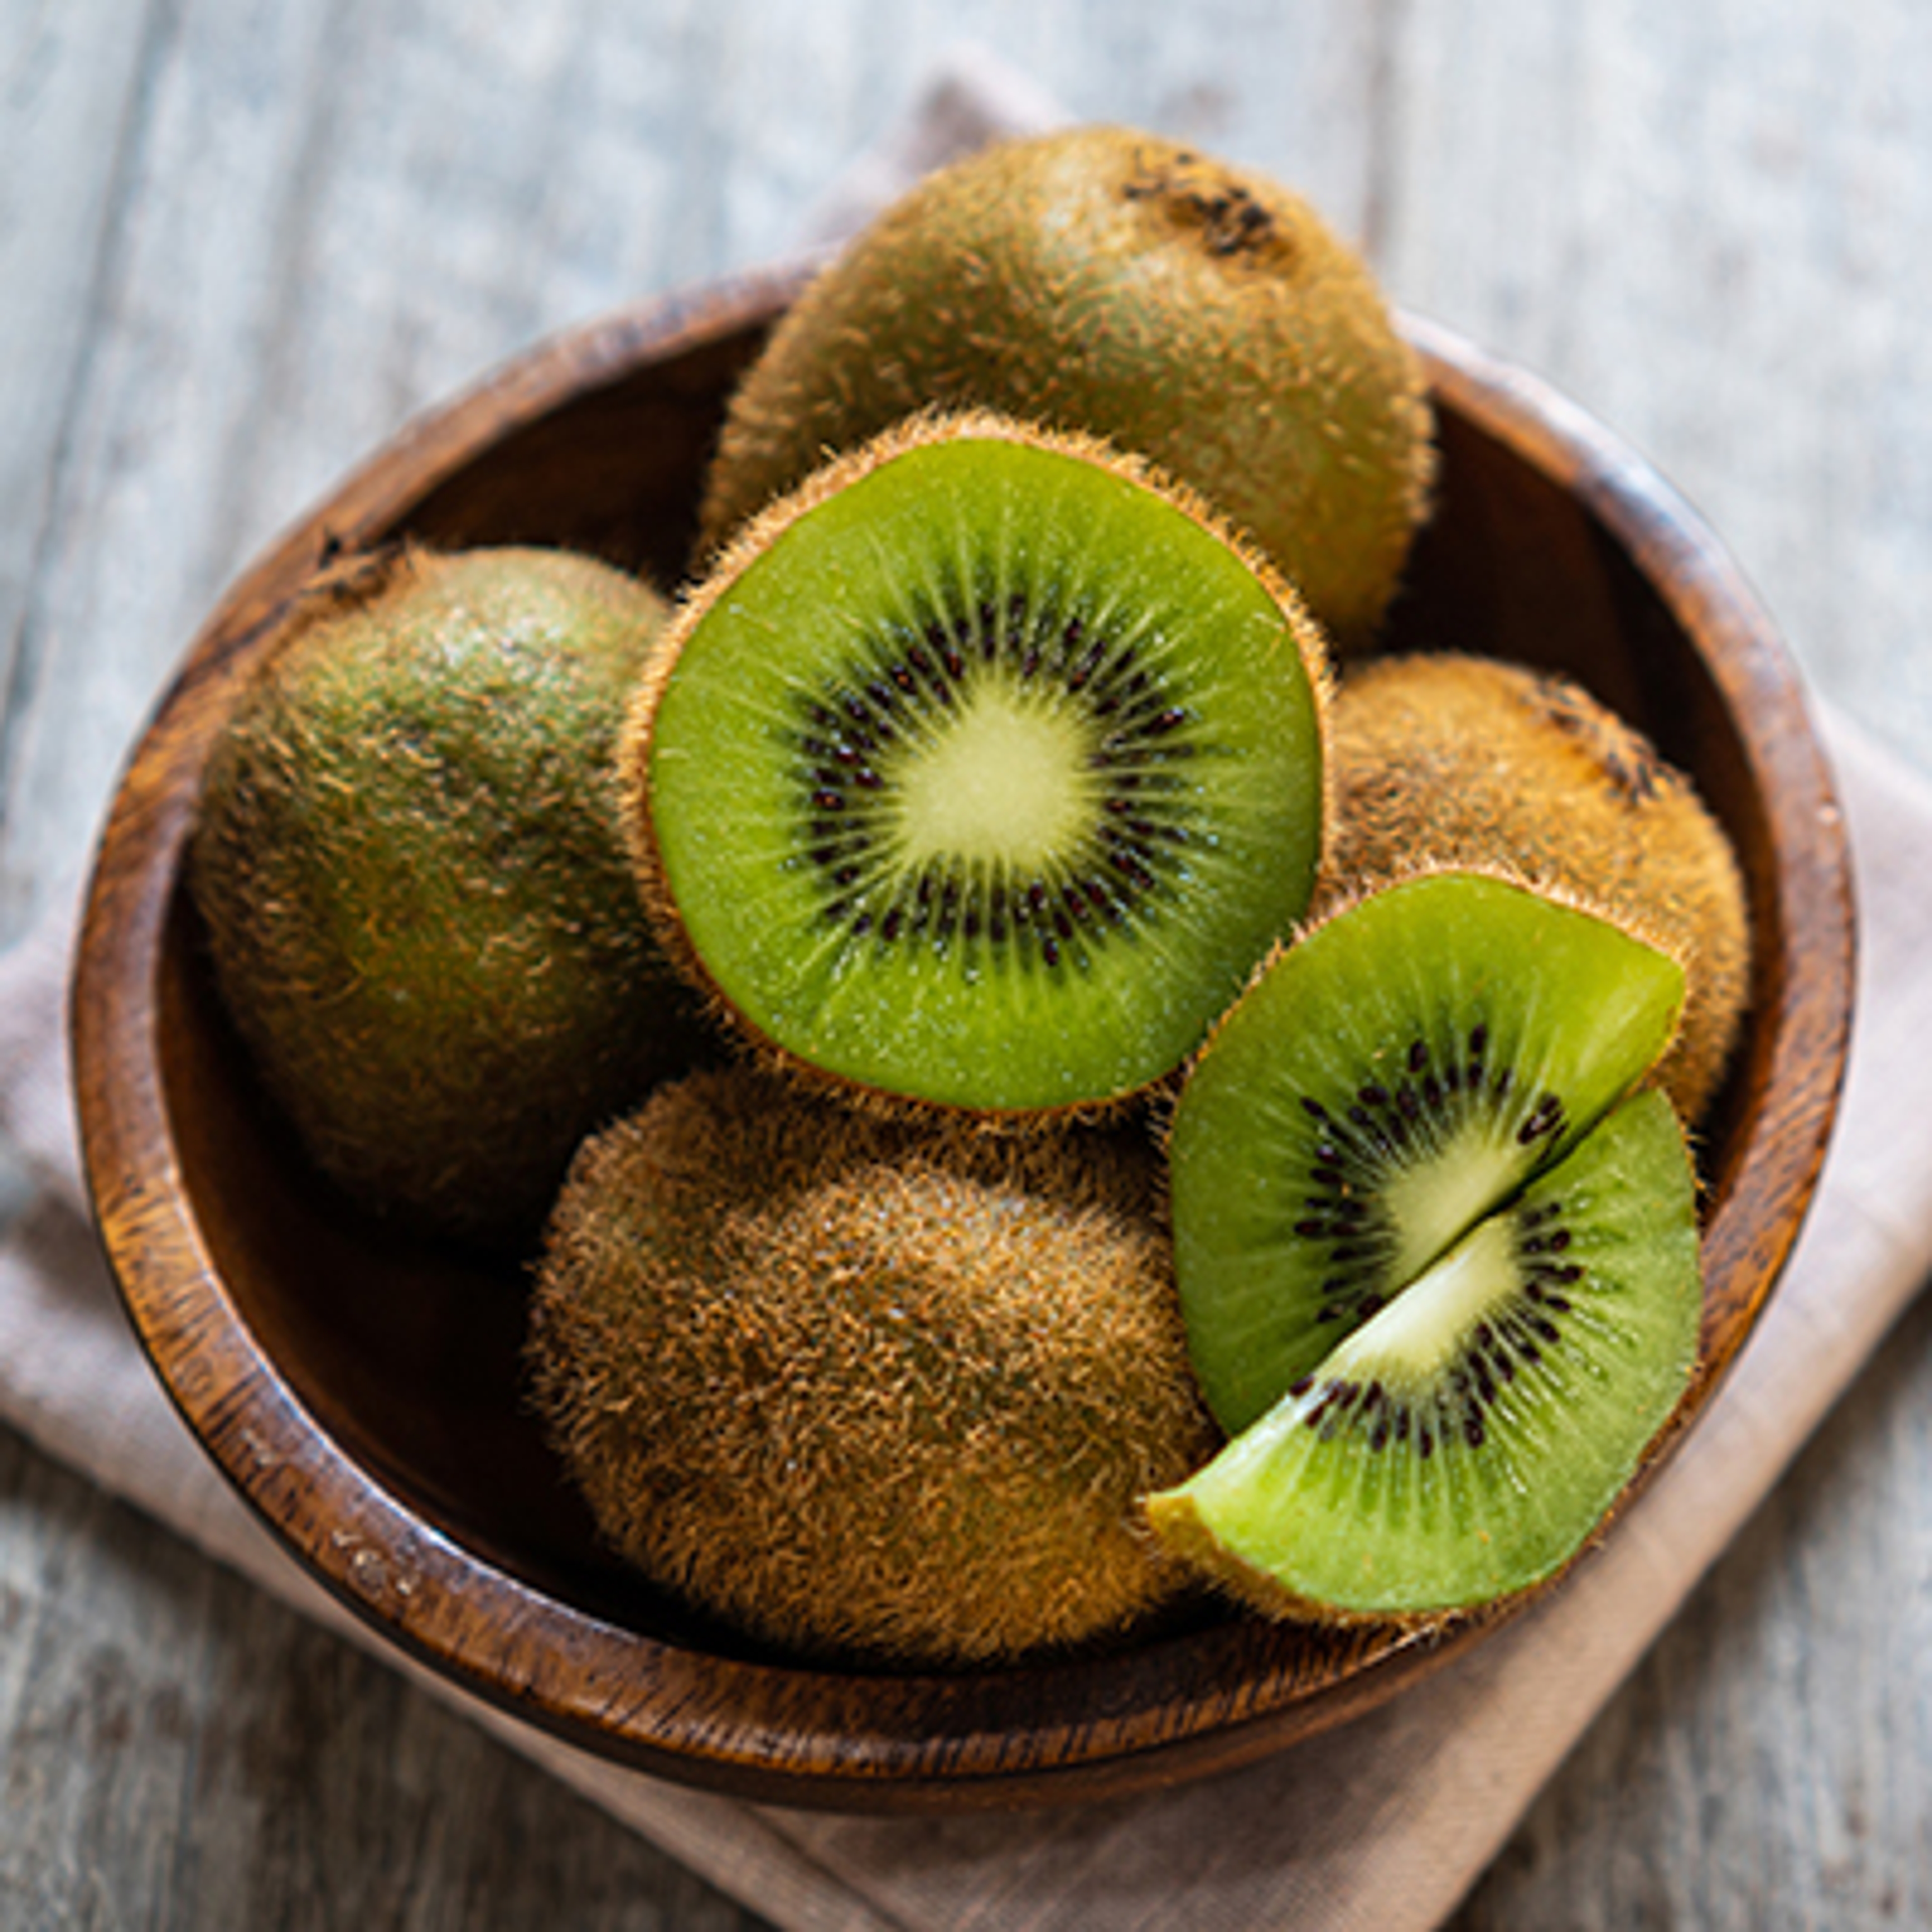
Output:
[
  {"xmin": 1327, "ymin": 1213, "xmax": 1517, "ymax": 1382},
  {"xmin": 892, "ymin": 684, "xmax": 1098, "ymax": 868},
  {"xmin": 1382, "ymin": 1135, "xmax": 1533, "ymax": 1296}
]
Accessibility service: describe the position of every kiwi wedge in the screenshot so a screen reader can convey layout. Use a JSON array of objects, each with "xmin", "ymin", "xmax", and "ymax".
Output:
[
  {"xmin": 1322, "ymin": 651, "xmax": 1751, "ymax": 1123},
  {"xmin": 624, "ymin": 411, "xmax": 1330, "ymax": 1121},
  {"xmin": 527, "ymin": 1066, "xmax": 1217, "ymax": 1667},
  {"xmin": 701, "ymin": 125, "xmax": 1435, "ymax": 651},
  {"xmin": 1147, "ymin": 1086, "xmax": 1702, "ymax": 1623},
  {"xmin": 1166, "ymin": 869, "xmax": 1688, "ymax": 1436},
  {"xmin": 189, "ymin": 544, "xmax": 710, "ymax": 1251}
]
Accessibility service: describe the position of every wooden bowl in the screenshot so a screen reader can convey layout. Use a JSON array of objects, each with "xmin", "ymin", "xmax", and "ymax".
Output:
[{"xmin": 70, "ymin": 262, "xmax": 1854, "ymax": 1813}]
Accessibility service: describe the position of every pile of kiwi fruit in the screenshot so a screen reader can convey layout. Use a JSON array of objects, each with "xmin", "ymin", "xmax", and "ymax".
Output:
[{"xmin": 188, "ymin": 125, "xmax": 1750, "ymax": 1671}]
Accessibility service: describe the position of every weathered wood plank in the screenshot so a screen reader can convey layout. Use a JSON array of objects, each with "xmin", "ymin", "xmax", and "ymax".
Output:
[
  {"xmin": 0, "ymin": 1424, "xmax": 774, "ymax": 1929},
  {"xmin": 0, "ymin": 0, "xmax": 167, "ymax": 943},
  {"xmin": 0, "ymin": 0, "xmax": 350, "ymax": 944},
  {"xmin": 1377, "ymin": 0, "xmax": 1932, "ymax": 774}
]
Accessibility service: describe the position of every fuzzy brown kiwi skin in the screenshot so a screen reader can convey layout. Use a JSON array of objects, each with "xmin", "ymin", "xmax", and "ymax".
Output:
[
  {"xmin": 1315, "ymin": 653, "xmax": 1749, "ymax": 1126},
  {"xmin": 189, "ymin": 541, "xmax": 714, "ymax": 1253},
  {"xmin": 526, "ymin": 1064, "xmax": 1221, "ymax": 1668},
  {"xmin": 620, "ymin": 406, "xmax": 1337, "ymax": 1134},
  {"xmin": 700, "ymin": 125, "xmax": 1435, "ymax": 654}
]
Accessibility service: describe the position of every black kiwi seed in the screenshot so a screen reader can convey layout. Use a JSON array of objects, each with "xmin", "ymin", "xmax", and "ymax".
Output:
[
  {"xmin": 787, "ymin": 593, "xmax": 1205, "ymax": 963},
  {"xmin": 1281, "ymin": 1193, "xmax": 1594, "ymax": 1461}
]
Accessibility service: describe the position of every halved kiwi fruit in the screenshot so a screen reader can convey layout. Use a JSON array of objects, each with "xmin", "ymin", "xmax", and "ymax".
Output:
[
  {"xmin": 702, "ymin": 125, "xmax": 1435, "ymax": 651},
  {"xmin": 527, "ymin": 1065, "xmax": 1217, "ymax": 1667},
  {"xmin": 624, "ymin": 411, "xmax": 1330, "ymax": 1121},
  {"xmin": 1149, "ymin": 869, "xmax": 1701, "ymax": 1623},
  {"xmin": 1147, "ymin": 1086, "xmax": 1702, "ymax": 1622},
  {"xmin": 1166, "ymin": 868, "xmax": 1688, "ymax": 1436}
]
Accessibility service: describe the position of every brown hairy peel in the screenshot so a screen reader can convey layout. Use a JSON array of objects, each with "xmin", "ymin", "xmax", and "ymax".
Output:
[
  {"xmin": 699, "ymin": 124, "xmax": 1436, "ymax": 652},
  {"xmin": 188, "ymin": 543, "xmax": 714, "ymax": 1251},
  {"xmin": 526, "ymin": 1065, "xmax": 1221, "ymax": 1668}
]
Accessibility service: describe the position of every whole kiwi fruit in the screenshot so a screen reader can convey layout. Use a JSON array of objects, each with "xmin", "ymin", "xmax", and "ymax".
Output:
[
  {"xmin": 1319, "ymin": 651, "xmax": 1751, "ymax": 1124},
  {"xmin": 526, "ymin": 1065, "xmax": 1218, "ymax": 1668},
  {"xmin": 627, "ymin": 409, "xmax": 1331, "ymax": 1124},
  {"xmin": 701, "ymin": 125, "xmax": 1436, "ymax": 652},
  {"xmin": 1151, "ymin": 869, "xmax": 1703, "ymax": 1624},
  {"xmin": 189, "ymin": 543, "xmax": 711, "ymax": 1251}
]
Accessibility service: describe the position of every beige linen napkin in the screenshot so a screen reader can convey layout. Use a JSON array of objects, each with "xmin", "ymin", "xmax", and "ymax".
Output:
[{"xmin": 3, "ymin": 53, "xmax": 1925, "ymax": 1932}]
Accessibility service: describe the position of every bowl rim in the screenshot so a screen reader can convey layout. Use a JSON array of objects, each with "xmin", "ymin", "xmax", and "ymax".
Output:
[{"xmin": 68, "ymin": 264, "xmax": 1856, "ymax": 1812}]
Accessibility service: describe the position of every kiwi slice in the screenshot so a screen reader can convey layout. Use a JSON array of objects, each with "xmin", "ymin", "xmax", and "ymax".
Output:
[
  {"xmin": 625, "ymin": 411, "xmax": 1329, "ymax": 1120},
  {"xmin": 702, "ymin": 125, "xmax": 1435, "ymax": 651},
  {"xmin": 1166, "ymin": 869, "xmax": 1687, "ymax": 1435},
  {"xmin": 189, "ymin": 544, "xmax": 711, "ymax": 1251},
  {"xmin": 527, "ymin": 1065, "xmax": 1217, "ymax": 1667},
  {"xmin": 1146, "ymin": 1086, "xmax": 1702, "ymax": 1622},
  {"xmin": 1322, "ymin": 651, "xmax": 1751, "ymax": 1125}
]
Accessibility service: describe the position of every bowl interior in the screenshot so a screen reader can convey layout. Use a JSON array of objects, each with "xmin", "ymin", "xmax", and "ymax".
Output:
[{"xmin": 75, "ymin": 270, "xmax": 1853, "ymax": 1808}]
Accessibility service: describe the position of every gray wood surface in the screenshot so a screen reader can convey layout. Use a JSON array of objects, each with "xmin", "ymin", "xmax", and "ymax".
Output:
[{"xmin": 3, "ymin": 1, "xmax": 1928, "ymax": 1923}]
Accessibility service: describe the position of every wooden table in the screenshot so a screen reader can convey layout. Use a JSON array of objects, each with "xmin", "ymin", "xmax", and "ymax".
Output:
[{"xmin": 3, "ymin": 4, "xmax": 1927, "ymax": 1923}]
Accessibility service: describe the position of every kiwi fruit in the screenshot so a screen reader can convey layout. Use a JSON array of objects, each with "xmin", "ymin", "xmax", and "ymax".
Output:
[
  {"xmin": 624, "ymin": 409, "xmax": 1330, "ymax": 1122},
  {"xmin": 526, "ymin": 1064, "xmax": 1218, "ymax": 1668},
  {"xmin": 189, "ymin": 543, "xmax": 711, "ymax": 1251},
  {"xmin": 1147, "ymin": 1085, "xmax": 1702, "ymax": 1624},
  {"xmin": 1149, "ymin": 870, "xmax": 1703, "ymax": 1623},
  {"xmin": 1164, "ymin": 869, "xmax": 1689, "ymax": 1438},
  {"xmin": 1321, "ymin": 651, "xmax": 1751, "ymax": 1123},
  {"xmin": 700, "ymin": 125, "xmax": 1435, "ymax": 652}
]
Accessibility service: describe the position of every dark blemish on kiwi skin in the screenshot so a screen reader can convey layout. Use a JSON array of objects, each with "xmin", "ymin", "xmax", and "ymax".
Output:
[
  {"xmin": 1119, "ymin": 148, "xmax": 1286, "ymax": 260},
  {"xmin": 1531, "ymin": 672, "xmax": 1668, "ymax": 804}
]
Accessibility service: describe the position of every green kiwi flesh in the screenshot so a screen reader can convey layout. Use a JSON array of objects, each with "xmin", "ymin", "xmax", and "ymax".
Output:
[
  {"xmin": 189, "ymin": 544, "xmax": 710, "ymax": 1251},
  {"xmin": 527, "ymin": 1066, "xmax": 1217, "ymax": 1667},
  {"xmin": 1167, "ymin": 870, "xmax": 1687, "ymax": 1436},
  {"xmin": 1146, "ymin": 1087, "xmax": 1702, "ymax": 1622},
  {"xmin": 628, "ymin": 413, "xmax": 1329, "ymax": 1119},
  {"xmin": 701, "ymin": 125, "xmax": 1435, "ymax": 652}
]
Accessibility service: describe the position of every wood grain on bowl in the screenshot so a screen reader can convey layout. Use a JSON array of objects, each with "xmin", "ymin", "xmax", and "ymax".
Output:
[{"xmin": 69, "ymin": 266, "xmax": 1854, "ymax": 1812}]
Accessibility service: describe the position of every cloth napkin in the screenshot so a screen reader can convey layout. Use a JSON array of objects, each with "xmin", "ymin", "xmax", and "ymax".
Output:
[{"xmin": 5, "ymin": 49, "xmax": 1927, "ymax": 1932}]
